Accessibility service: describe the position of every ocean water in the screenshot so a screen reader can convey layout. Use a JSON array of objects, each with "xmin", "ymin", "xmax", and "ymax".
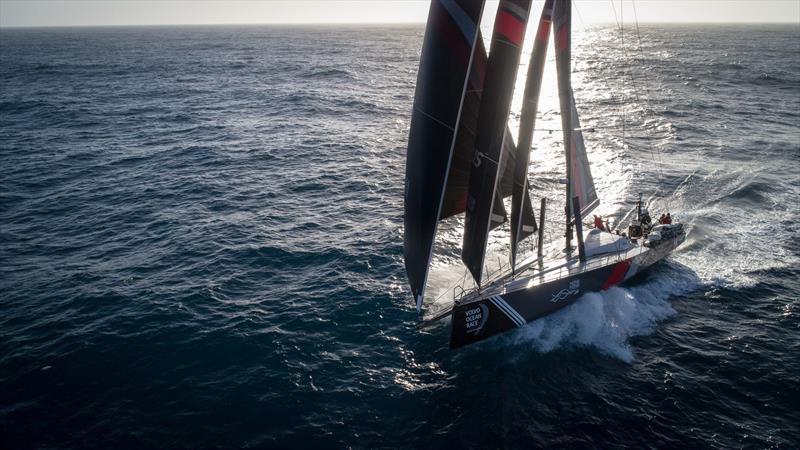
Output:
[{"xmin": 1, "ymin": 22, "xmax": 799, "ymax": 449}]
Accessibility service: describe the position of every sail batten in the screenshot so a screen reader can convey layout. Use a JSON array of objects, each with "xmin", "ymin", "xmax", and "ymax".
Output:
[
  {"xmin": 404, "ymin": 0, "xmax": 486, "ymax": 311},
  {"xmin": 462, "ymin": 0, "xmax": 533, "ymax": 286}
]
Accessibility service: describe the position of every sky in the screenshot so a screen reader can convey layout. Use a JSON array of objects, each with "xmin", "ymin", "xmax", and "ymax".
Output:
[{"xmin": 0, "ymin": 0, "xmax": 798, "ymax": 28}]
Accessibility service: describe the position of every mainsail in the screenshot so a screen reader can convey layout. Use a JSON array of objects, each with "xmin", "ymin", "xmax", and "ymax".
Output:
[
  {"xmin": 404, "ymin": 0, "xmax": 486, "ymax": 311},
  {"xmin": 462, "ymin": 0, "xmax": 532, "ymax": 285},
  {"xmin": 568, "ymin": 92, "xmax": 599, "ymax": 217},
  {"xmin": 510, "ymin": 0, "xmax": 554, "ymax": 269},
  {"xmin": 553, "ymin": 0, "xmax": 598, "ymax": 249}
]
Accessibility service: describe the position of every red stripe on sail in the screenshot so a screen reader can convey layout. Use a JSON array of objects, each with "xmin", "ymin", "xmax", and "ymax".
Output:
[
  {"xmin": 555, "ymin": 24, "xmax": 569, "ymax": 51},
  {"xmin": 495, "ymin": 10, "xmax": 525, "ymax": 46},
  {"xmin": 602, "ymin": 260, "xmax": 631, "ymax": 290},
  {"xmin": 536, "ymin": 19, "xmax": 551, "ymax": 42}
]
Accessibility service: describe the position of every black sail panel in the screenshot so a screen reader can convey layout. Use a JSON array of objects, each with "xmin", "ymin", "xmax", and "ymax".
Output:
[
  {"xmin": 510, "ymin": 0, "xmax": 553, "ymax": 269},
  {"xmin": 519, "ymin": 184, "xmax": 537, "ymax": 238},
  {"xmin": 404, "ymin": 0, "xmax": 486, "ymax": 310},
  {"xmin": 440, "ymin": 36, "xmax": 517, "ymax": 220},
  {"xmin": 461, "ymin": 0, "xmax": 532, "ymax": 285},
  {"xmin": 519, "ymin": 186, "xmax": 539, "ymax": 236},
  {"xmin": 491, "ymin": 190, "xmax": 508, "ymax": 228},
  {"xmin": 497, "ymin": 131, "xmax": 519, "ymax": 200}
]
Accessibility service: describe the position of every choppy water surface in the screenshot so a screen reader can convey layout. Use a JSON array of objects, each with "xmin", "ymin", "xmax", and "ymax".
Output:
[{"xmin": 1, "ymin": 23, "xmax": 798, "ymax": 449}]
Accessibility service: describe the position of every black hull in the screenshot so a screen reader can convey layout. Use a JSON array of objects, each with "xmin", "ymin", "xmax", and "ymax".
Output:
[{"xmin": 449, "ymin": 235, "xmax": 684, "ymax": 349}]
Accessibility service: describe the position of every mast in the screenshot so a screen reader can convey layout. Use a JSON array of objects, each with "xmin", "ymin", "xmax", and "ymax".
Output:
[
  {"xmin": 553, "ymin": 0, "xmax": 572, "ymax": 252},
  {"xmin": 403, "ymin": 0, "xmax": 486, "ymax": 311},
  {"xmin": 461, "ymin": 0, "xmax": 532, "ymax": 286},
  {"xmin": 510, "ymin": 0, "xmax": 553, "ymax": 270}
]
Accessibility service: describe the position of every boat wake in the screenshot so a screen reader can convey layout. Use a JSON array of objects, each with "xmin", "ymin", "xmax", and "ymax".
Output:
[{"xmin": 505, "ymin": 262, "xmax": 701, "ymax": 362}]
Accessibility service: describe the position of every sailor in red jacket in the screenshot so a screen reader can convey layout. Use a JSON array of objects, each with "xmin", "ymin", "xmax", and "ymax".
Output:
[{"xmin": 593, "ymin": 215, "xmax": 605, "ymax": 231}]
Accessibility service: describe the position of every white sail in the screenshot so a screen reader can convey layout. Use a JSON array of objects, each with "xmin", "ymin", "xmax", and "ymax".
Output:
[{"xmin": 567, "ymin": 91, "xmax": 599, "ymax": 217}]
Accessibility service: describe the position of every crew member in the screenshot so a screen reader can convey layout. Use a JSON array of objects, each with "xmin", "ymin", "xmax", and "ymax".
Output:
[
  {"xmin": 641, "ymin": 209, "xmax": 652, "ymax": 227},
  {"xmin": 664, "ymin": 213, "xmax": 672, "ymax": 224},
  {"xmin": 593, "ymin": 215, "xmax": 605, "ymax": 231},
  {"xmin": 659, "ymin": 214, "xmax": 667, "ymax": 224}
]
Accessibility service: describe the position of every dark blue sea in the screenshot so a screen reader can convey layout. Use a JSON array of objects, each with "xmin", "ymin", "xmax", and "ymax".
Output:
[{"xmin": 1, "ymin": 22, "xmax": 799, "ymax": 449}]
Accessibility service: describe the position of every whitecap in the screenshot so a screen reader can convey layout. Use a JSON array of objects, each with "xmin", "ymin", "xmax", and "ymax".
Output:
[{"xmin": 508, "ymin": 263, "xmax": 699, "ymax": 362}]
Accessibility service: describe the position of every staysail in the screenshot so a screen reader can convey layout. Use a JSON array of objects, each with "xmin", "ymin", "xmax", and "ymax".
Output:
[
  {"xmin": 404, "ymin": 0, "xmax": 486, "ymax": 311},
  {"xmin": 462, "ymin": 0, "xmax": 532, "ymax": 285},
  {"xmin": 510, "ymin": 0, "xmax": 554, "ymax": 269}
]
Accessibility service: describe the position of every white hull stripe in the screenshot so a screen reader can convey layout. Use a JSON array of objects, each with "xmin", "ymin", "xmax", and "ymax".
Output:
[{"xmin": 489, "ymin": 296, "xmax": 526, "ymax": 327}]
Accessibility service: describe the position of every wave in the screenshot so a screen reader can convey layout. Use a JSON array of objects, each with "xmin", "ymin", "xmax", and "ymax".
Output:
[
  {"xmin": 750, "ymin": 72, "xmax": 799, "ymax": 87},
  {"xmin": 504, "ymin": 263, "xmax": 700, "ymax": 362},
  {"xmin": 299, "ymin": 68, "xmax": 355, "ymax": 80}
]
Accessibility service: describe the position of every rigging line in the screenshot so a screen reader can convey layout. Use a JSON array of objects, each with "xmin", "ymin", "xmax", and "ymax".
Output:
[
  {"xmin": 620, "ymin": 0, "xmax": 625, "ymax": 160},
  {"xmin": 627, "ymin": 6, "xmax": 663, "ymax": 155},
  {"xmin": 575, "ymin": 1, "xmax": 669, "ymax": 213},
  {"xmin": 618, "ymin": 2, "xmax": 660, "ymax": 179},
  {"xmin": 609, "ymin": 3, "xmax": 650, "ymax": 110},
  {"xmin": 611, "ymin": 0, "xmax": 666, "ymax": 198},
  {"xmin": 609, "ymin": 0, "xmax": 629, "ymax": 171},
  {"xmin": 614, "ymin": 2, "xmax": 667, "ymax": 175},
  {"xmin": 631, "ymin": 0, "xmax": 670, "ymax": 208},
  {"xmin": 574, "ymin": 0, "xmax": 631, "ymax": 161},
  {"xmin": 612, "ymin": 1, "xmax": 671, "ymax": 211}
]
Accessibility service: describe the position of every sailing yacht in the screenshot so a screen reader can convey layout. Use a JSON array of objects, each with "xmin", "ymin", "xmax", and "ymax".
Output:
[{"xmin": 403, "ymin": 0, "xmax": 685, "ymax": 349}]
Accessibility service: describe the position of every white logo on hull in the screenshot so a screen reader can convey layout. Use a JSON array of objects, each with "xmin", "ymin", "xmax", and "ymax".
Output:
[
  {"xmin": 465, "ymin": 304, "xmax": 489, "ymax": 334},
  {"xmin": 550, "ymin": 279, "xmax": 580, "ymax": 303}
]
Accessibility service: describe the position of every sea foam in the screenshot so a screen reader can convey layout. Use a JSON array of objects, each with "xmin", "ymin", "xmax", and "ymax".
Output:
[{"xmin": 509, "ymin": 263, "xmax": 700, "ymax": 362}]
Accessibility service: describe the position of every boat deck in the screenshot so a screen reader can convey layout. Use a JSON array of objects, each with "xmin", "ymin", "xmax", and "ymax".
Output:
[
  {"xmin": 422, "ymin": 241, "xmax": 652, "ymax": 324},
  {"xmin": 467, "ymin": 243, "xmax": 648, "ymax": 300}
]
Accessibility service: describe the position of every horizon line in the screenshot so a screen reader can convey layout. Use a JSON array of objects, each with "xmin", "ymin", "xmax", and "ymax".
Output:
[{"xmin": 2, "ymin": 20, "xmax": 798, "ymax": 30}]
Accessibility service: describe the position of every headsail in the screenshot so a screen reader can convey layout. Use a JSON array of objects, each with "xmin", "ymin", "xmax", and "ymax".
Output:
[
  {"xmin": 510, "ymin": 0, "xmax": 554, "ymax": 269},
  {"xmin": 404, "ymin": 0, "xmax": 486, "ymax": 311},
  {"xmin": 568, "ymin": 92, "xmax": 599, "ymax": 217},
  {"xmin": 440, "ymin": 33, "xmax": 518, "ymax": 224},
  {"xmin": 462, "ymin": 0, "xmax": 532, "ymax": 285}
]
